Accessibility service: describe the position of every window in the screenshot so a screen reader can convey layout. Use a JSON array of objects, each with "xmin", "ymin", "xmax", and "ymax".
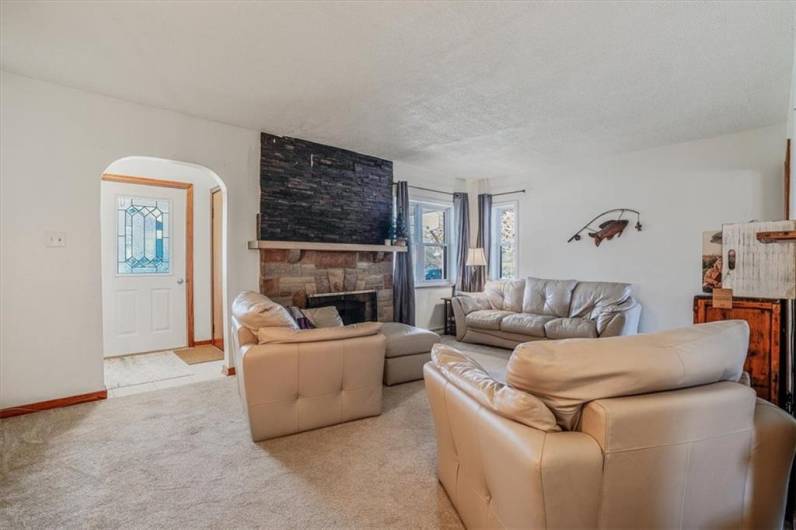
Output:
[
  {"xmin": 117, "ymin": 196, "xmax": 171, "ymax": 274},
  {"xmin": 410, "ymin": 201, "xmax": 453, "ymax": 285},
  {"xmin": 491, "ymin": 202, "xmax": 518, "ymax": 279}
]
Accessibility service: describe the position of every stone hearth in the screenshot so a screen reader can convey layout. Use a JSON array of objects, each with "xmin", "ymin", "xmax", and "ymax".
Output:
[{"xmin": 260, "ymin": 249, "xmax": 394, "ymax": 322}]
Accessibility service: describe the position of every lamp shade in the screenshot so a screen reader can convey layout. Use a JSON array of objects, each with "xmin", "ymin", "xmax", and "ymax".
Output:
[{"xmin": 466, "ymin": 248, "xmax": 487, "ymax": 267}]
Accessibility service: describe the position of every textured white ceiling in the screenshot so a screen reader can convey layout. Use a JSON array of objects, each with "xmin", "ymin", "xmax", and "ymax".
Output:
[{"xmin": 1, "ymin": 1, "xmax": 793, "ymax": 179}]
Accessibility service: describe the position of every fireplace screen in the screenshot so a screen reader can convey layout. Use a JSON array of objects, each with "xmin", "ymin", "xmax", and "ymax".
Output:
[{"xmin": 307, "ymin": 291, "xmax": 377, "ymax": 325}]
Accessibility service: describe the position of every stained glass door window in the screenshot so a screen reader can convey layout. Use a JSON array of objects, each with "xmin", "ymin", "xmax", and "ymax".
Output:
[{"xmin": 117, "ymin": 196, "xmax": 171, "ymax": 274}]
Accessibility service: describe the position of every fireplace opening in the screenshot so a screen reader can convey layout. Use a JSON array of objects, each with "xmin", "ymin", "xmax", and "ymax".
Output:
[{"xmin": 307, "ymin": 290, "xmax": 378, "ymax": 325}]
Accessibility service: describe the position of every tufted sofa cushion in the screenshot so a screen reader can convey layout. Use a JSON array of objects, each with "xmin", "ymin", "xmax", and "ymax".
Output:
[
  {"xmin": 483, "ymin": 280, "xmax": 506, "ymax": 309},
  {"xmin": 522, "ymin": 277, "xmax": 577, "ymax": 317},
  {"xmin": 501, "ymin": 279, "xmax": 526, "ymax": 312},
  {"xmin": 500, "ymin": 313, "xmax": 553, "ymax": 337},
  {"xmin": 544, "ymin": 317, "xmax": 597, "ymax": 339},
  {"xmin": 466, "ymin": 309, "xmax": 514, "ymax": 330}
]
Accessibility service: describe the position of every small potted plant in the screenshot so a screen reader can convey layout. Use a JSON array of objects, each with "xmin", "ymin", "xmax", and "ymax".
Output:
[{"xmin": 392, "ymin": 213, "xmax": 409, "ymax": 247}]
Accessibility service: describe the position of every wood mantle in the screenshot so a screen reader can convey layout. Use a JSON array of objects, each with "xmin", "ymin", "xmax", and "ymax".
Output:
[{"xmin": 248, "ymin": 240, "xmax": 407, "ymax": 252}]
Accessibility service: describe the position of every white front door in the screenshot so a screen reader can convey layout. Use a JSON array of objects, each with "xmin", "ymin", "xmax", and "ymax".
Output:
[{"xmin": 101, "ymin": 180, "xmax": 187, "ymax": 357}]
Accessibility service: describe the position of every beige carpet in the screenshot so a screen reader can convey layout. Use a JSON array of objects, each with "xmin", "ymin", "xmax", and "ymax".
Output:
[
  {"xmin": 0, "ymin": 338, "xmax": 511, "ymax": 529},
  {"xmin": 175, "ymin": 344, "xmax": 224, "ymax": 365}
]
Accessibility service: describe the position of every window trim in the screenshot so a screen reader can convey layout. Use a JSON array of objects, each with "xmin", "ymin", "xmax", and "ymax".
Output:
[
  {"xmin": 490, "ymin": 200, "xmax": 519, "ymax": 280},
  {"xmin": 409, "ymin": 199, "xmax": 455, "ymax": 287}
]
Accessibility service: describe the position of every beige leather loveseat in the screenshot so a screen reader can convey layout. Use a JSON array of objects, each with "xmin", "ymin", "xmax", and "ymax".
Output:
[
  {"xmin": 452, "ymin": 277, "xmax": 641, "ymax": 348},
  {"xmin": 231, "ymin": 291, "xmax": 386, "ymax": 442},
  {"xmin": 425, "ymin": 321, "xmax": 796, "ymax": 529}
]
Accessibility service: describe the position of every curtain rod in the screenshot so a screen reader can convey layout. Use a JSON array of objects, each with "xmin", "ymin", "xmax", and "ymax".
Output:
[{"xmin": 393, "ymin": 183, "xmax": 526, "ymax": 198}]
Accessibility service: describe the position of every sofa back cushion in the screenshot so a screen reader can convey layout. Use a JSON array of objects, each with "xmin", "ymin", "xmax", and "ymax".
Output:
[
  {"xmin": 522, "ymin": 277, "xmax": 577, "ymax": 317},
  {"xmin": 569, "ymin": 281, "xmax": 632, "ymax": 319},
  {"xmin": 232, "ymin": 291, "xmax": 298, "ymax": 331},
  {"xmin": 483, "ymin": 280, "xmax": 506, "ymax": 309},
  {"xmin": 484, "ymin": 279, "xmax": 525, "ymax": 312},
  {"xmin": 432, "ymin": 344, "xmax": 560, "ymax": 432},
  {"xmin": 506, "ymin": 321, "xmax": 749, "ymax": 430}
]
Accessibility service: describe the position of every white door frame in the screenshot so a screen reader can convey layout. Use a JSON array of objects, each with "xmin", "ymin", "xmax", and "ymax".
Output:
[{"xmin": 102, "ymin": 173, "xmax": 195, "ymax": 348}]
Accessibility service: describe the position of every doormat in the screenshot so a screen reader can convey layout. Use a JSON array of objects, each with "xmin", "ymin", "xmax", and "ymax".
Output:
[
  {"xmin": 175, "ymin": 344, "xmax": 224, "ymax": 365},
  {"xmin": 104, "ymin": 351, "xmax": 192, "ymax": 389}
]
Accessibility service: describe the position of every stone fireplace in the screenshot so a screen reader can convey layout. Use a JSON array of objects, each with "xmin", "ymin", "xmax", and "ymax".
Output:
[
  {"xmin": 260, "ymin": 248, "xmax": 394, "ymax": 322},
  {"xmin": 256, "ymin": 133, "xmax": 398, "ymax": 322}
]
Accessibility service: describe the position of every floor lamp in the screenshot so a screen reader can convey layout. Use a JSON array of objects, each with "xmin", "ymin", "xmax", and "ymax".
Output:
[{"xmin": 466, "ymin": 248, "xmax": 488, "ymax": 292}]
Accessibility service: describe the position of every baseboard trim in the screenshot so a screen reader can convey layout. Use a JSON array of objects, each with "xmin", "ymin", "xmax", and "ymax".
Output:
[
  {"xmin": 193, "ymin": 339, "xmax": 214, "ymax": 346},
  {"xmin": 222, "ymin": 366, "xmax": 236, "ymax": 376},
  {"xmin": 1, "ymin": 389, "xmax": 108, "ymax": 419}
]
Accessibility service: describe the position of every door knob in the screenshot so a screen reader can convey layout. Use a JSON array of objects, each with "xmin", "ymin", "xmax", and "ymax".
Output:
[{"xmin": 177, "ymin": 278, "xmax": 185, "ymax": 285}]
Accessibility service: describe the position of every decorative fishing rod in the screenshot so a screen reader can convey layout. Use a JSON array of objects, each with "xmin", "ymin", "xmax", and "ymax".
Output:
[{"xmin": 567, "ymin": 208, "xmax": 642, "ymax": 246}]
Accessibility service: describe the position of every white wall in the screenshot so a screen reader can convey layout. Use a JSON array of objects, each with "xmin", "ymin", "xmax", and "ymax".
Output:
[
  {"xmin": 103, "ymin": 157, "xmax": 219, "ymax": 344},
  {"xmin": 0, "ymin": 72, "xmax": 260, "ymax": 408},
  {"xmin": 790, "ymin": 26, "xmax": 796, "ymax": 219},
  {"xmin": 486, "ymin": 124, "xmax": 786, "ymax": 333}
]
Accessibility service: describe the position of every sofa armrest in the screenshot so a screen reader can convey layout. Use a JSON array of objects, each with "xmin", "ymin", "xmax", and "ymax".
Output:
[
  {"xmin": 255, "ymin": 321, "xmax": 382, "ymax": 344},
  {"xmin": 743, "ymin": 399, "xmax": 796, "ymax": 529},
  {"xmin": 597, "ymin": 298, "xmax": 642, "ymax": 337},
  {"xmin": 451, "ymin": 297, "xmax": 468, "ymax": 340},
  {"xmin": 451, "ymin": 294, "xmax": 491, "ymax": 338}
]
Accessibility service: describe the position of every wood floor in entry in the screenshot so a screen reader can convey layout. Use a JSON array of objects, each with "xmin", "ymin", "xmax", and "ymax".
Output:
[{"xmin": 175, "ymin": 344, "xmax": 224, "ymax": 365}]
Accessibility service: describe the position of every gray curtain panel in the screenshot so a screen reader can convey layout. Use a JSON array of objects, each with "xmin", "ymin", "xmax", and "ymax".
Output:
[
  {"xmin": 472, "ymin": 193, "xmax": 493, "ymax": 291},
  {"xmin": 453, "ymin": 192, "xmax": 471, "ymax": 292},
  {"xmin": 393, "ymin": 181, "xmax": 415, "ymax": 325}
]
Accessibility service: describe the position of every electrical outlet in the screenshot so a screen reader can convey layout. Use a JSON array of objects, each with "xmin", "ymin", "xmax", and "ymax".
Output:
[{"xmin": 45, "ymin": 231, "xmax": 67, "ymax": 247}]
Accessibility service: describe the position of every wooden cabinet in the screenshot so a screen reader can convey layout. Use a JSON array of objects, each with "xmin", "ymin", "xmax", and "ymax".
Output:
[{"xmin": 693, "ymin": 296, "xmax": 783, "ymax": 404}]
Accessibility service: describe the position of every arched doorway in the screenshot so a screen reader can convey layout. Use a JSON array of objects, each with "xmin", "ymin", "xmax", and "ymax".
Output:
[{"xmin": 99, "ymin": 156, "xmax": 230, "ymax": 396}]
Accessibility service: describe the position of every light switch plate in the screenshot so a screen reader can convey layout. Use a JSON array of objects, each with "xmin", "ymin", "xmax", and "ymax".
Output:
[{"xmin": 45, "ymin": 231, "xmax": 67, "ymax": 247}]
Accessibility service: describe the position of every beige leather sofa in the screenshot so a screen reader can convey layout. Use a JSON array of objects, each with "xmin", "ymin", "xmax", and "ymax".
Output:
[
  {"xmin": 231, "ymin": 291, "xmax": 386, "ymax": 442},
  {"xmin": 452, "ymin": 277, "xmax": 641, "ymax": 348},
  {"xmin": 425, "ymin": 321, "xmax": 796, "ymax": 529}
]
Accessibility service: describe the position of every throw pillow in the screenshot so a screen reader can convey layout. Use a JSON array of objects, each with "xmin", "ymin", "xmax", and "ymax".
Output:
[
  {"xmin": 287, "ymin": 306, "xmax": 314, "ymax": 329},
  {"xmin": 302, "ymin": 306, "xmax": 344, "ymax": 328}
]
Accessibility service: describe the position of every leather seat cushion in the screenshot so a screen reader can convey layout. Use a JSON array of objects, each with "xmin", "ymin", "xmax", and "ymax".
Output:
[
  {"xmin": 232, "ymin": 291, "xmax": 298, "ymax": 331},
  {"xmin": 506, "ymin": 321, "xmax": 749, "ymax": 430},
  {"xmin": 431, "ymin": 344, "xmax": 560, "ymax": 431},
  {"xmin": 500, "ymin": 313, "xmax": 554, "ymax": 337},
  {"xmin": 381, "ymin": 322, "xmax": 441, "ymax": 358},
  {"xmin": 544, "ymin": 317, "xmax": 597, "ymax": 339},
  {"xmin": 466, "ymin": 310, "xmax": 515, "ymax": 330},
  {"xmin": 522, "ymin": 277, "xmax": 577, "ymax": 317}
]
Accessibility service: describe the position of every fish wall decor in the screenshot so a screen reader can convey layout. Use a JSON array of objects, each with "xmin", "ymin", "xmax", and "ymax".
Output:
[{"xmin": 567, "ymin": 209, "xmax": 642, "ymax": 247}]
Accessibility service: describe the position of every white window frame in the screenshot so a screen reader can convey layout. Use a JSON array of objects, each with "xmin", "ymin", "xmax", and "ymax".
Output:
[
  {"xmin": 410, "ymin": 199, "xmax": 454, "ymax": 287},
  {"xmin": 490, "ymin": 200, "xmax": 519, "ymax": 280}
]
